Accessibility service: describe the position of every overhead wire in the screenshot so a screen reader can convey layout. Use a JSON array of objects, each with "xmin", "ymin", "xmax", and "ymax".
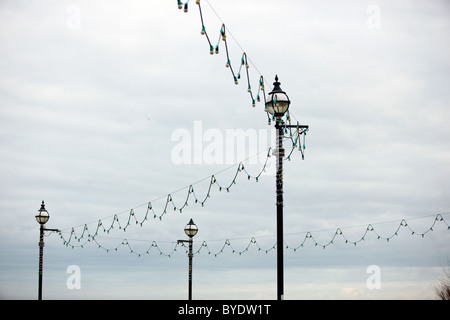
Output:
[
  {"xmin": 59, "ymin": 146, "xmax": 275, "ymax": 233},
  {"xmin": 58, "ymin": 213, "xmax": 450, "ymax": 257},
  {"xmin": 53, "ymin": 2, "xmax": 449, "ymax": 259},
  {"xmin": 203, "ymin": 0, "xmax": 272, "ymax": 90}
]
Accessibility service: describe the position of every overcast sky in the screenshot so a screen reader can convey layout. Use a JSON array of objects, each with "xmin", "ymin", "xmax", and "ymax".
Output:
[{"xmin": 1, "ymin": 0, "xmax": 449, "ymax": 300}]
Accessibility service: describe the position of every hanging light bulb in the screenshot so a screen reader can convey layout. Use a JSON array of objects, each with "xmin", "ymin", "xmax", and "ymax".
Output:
[{"xmin": 221, "ymin": 30, "xmax": 226, "ymax": 41}]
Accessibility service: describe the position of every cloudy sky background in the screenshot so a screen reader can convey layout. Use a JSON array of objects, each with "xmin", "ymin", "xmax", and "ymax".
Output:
[{"xmin": 1, "ymin": 0, "xmax": 449, "ymax": 299}]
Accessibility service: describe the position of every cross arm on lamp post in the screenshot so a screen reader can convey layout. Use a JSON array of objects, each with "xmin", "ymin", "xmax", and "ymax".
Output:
[{"xmin": 281, "ymin": 124, "xmax": 309, "ymax": 129}]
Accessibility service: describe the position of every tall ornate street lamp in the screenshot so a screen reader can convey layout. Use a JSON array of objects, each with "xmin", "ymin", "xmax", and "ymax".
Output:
[
  {"xmin": 265, "ymin": 76, "xmax": 309, "ymax": 300},
  {"xmin": 178, "ymin": 218, "xmax": 198, "ymax": 300},
  {"xmin": 35, "ymin": 200, "xmax": 60, "ymax": 300}
]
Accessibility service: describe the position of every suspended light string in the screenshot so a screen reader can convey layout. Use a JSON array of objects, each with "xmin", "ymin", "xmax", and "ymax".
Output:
[
  {"xmin": 59, "ymin": 124, "xmax": 308, "ymax": 243},
  {"xmin": 287, "ymin": 213, "xmax": 450, "ymax": 251},
  {"xmin": 177, "ymin": 0, "xmax": 310, "ymax": 156},
  {"xmin": 203, "ymin": 0, "xmax": 268, "ymax": 87},
  {"xmin": 58, "ymin": 147, "xmax": 273, "ymax": 241},
  {"xmin": 58, "ymin": 1, "xmax": 311, "ymax": 254},
  {"xmin": 57, "ymin": 213, "xmax": 450, "ymax": 257},
  {"xmin": 178, "ymin": 1, "xmax": 263, "ymax": 105},
  {"xmin": 177, "ymin": 0, "xmax": 289, "ymax": 127}
]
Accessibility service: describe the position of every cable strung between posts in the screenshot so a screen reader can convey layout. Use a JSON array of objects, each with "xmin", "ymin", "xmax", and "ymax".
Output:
[
  {"xmin": 177, "ymin": 1, "xmax": 309, "ymax": 139},
  {"xmin": 177, "ymin": 0, "xmax": 280, "ymax": 125},
  {"xmin": 57, "ymin": 0, "xmax": 313, "ymax": 255},
  {"xmin": 59, "ymin": 148, "xmax": 275, "ymax": 235},
  {"xmin": 58, "ymin": 125, "xmax": 307, "ymax": 241},
  {"xmin": 180, "ymin": 1, "xmax": 264, "ymax": 98},
  {"xmin": 58, "ymin": 213, "xmax": 450, "ymax": 257},
  {"xmin": 203, "ymin": 0, "xmax": 269, "ymax": 88}
]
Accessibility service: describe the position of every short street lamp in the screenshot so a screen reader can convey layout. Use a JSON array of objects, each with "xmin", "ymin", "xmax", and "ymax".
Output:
[
  {"xmin": 265, "ymin": 76, "xmax": 309, "ymax": 300},
  {"xmin": 178, "ymin": 218, "xmax": 198, "ymax": 300},
  {"xmin": 35, "ymin": 200, "xmax": 60, "ymax": 300}
]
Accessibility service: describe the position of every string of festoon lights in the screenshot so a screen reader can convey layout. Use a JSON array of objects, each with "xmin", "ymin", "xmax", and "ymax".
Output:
[
  {"xmin": 55, "ymin": 1, "xmax": 450, "ymax": 258},
  {"xmin": 57, "ymin": 121, "xmax": 307, "ymax": 253},
  {"xmin": 58, "ymin": 0, "xmax": 309, "ymax": 239},
  {"xmin": 177, "ymin": 0, "xmax": 263, "ymax": 106},
  {"xmin": 176, "ymin": 0, "xmax": 305, "ymax": 127},
  {"xmin": 57, "ymin": 98, "xmax": 308, "ymax": 246},
  {"xmin": 57, "ymin": 213, "xmax": 450, "ymax": 257},
  {"xmin": 58, "ymin": 145, "xmax": 291, "ymax": 241}
]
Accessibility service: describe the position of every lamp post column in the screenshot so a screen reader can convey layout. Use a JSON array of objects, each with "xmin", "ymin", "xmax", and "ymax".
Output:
[
  {"xmin": 178, "ymin": 219, "xmax": 198, "ymax": 300},
  {"xmin": 188, "ymin": 238, "xmax": 193, "ymax": 301},
  {"xmin": 35, "ymin": 200, "xmax": 60, "ymax": 300},
  {"xmin": 265, "ymin": 76, "xmax": 309, "ymax": 300},
  {"xmin": 276, "ymin": 119, "xmax": 284, "ymax": 301},
  {"xmin": 38, "ymin": 224, "xmax": 45, "ymax": 301}
]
